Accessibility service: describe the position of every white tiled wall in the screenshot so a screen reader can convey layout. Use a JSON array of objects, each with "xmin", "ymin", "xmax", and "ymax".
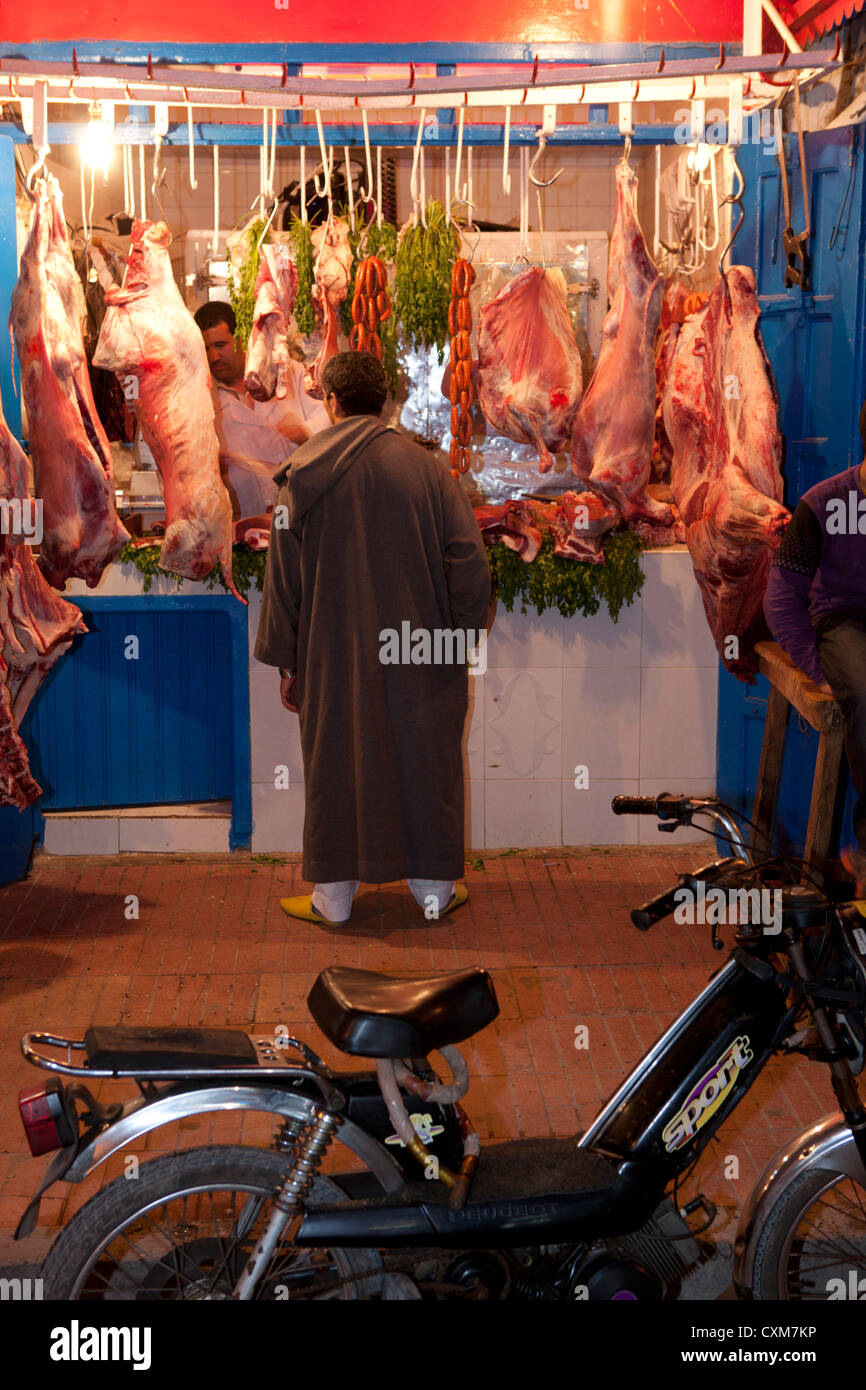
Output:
[{"xmin": 248, "ymin": 545, "xmax": 719, "ymax": 851}]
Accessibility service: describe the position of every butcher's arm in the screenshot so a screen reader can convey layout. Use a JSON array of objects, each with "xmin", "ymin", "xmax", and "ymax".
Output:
[
  {"xmin": 763, "ymin": 501, "xmax": 826, "ymax": 686},
  {"xmin": 441, "ymin": 473, "xmax": 491, "ymax": 632},
  {"xmin": 253, "ymin": 507, "xmax": 301, "ymax": 671}
]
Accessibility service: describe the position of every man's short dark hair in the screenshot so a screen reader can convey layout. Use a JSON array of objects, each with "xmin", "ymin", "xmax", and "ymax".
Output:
[
  {"xmin": 321, "ymin": 352, "xmax": 388, "ymax": 416},
  {"xmin": 860, "ymin": 398, "xmax": 866, "ymax": 455},
  {"xmin": 194, "ymin": 301, "xmax": 236, "ymax": 334}
]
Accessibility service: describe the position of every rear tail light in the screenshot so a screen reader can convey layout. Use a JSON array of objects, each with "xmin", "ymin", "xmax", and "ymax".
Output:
[{"xmin": 19, "ymin": 1080, "xmax": 75, "ymax": 1156}]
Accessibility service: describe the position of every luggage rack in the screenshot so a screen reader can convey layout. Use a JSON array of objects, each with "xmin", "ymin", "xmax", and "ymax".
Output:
[{"xmin": 20, "ymin": 1028, "xmax": 331, "ymax": 1081}]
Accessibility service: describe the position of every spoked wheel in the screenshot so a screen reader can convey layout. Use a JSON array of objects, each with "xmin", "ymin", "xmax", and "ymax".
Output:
[
  {"xmin": 751, "ymin": 1167, "xmax": 866, "ymax": 1300},
  {"xmin": 41, "ymin": 1146, "xmax": 384, "ymax": 1301}
]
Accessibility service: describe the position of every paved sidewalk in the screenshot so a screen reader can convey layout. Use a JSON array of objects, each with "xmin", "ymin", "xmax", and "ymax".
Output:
[{"xmin": 0, "ymin": 844, "xmax": 834, "ymax": 1273}]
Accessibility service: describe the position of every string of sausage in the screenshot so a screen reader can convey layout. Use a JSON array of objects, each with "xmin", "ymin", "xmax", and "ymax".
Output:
[
  {"xmin": 448, "ymin": 257, "xmax": 476, "ymax": 478},
  {"xmin": 349, "ymin": 256, "xmax": 390, "ymax": 359}
]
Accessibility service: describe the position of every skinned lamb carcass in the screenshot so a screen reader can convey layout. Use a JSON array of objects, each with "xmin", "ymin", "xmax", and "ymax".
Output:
[
  {"xmin": 305, "ymin": 217, "xmax": 353, "ymax": 397},
  {"xmin": 244, "ymin": 242, "xmax": 299, "ymax": 402},
  {"xmin": 0, "ymin": 391, "xmax": 87, "ymax": 810},
  {"xmin": 10, "ymin": 175, "xmax": 129, "ymax": 590},
  {"xmin": 94, "ymin": 220, "xmax": 242, "ymax": 600},
  {"xmin": 663, "ymin": 267, "xmax": 789, "ymax": 681},
  {"xmin": 651, "ymin": 279, "xmax": 692, "ymax": 482},
  {"xmin": 571, "ymin": 163, "xmax": 679, "ymax": 544},
  {"xmin": 477, "ymin": 267, "xmax": 583, "ymax": 473}
]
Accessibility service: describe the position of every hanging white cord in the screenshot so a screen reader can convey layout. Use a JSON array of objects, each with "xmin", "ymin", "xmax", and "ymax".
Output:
[
  {"xmin": 268, "ymin": 108, "xmax": 277, "ymax": 202},
  {"xmin": 122, "ymin": 143, "xmax": 133, "ymax": 219},
  {"xmin": 502, "ymin": 106, "xmax": 512, "ymax": 196},
  {"xmin": 656, "ymin": 145, "xmax": 664, "ymax": 264},
  {"xmin": 454, "ymin": 106, "xmax": 467, "ymax": 203},
  {"xmin": 419, "ymin": 146, "xmax": 427, "ymax": 227},
  {"xmin": 187, "ymin": 103, "xmax": 198, "ymax": 191},
  {"xmin": 521, "ymin": 146, "xmax": 530, "ymax": 261},
  {"xmin": 313, "ymin": 110, "xmax": 331, "ymax": 197},
  {"xmin": 300, "ymin": 145, "xmax": 307, "ymax": 225},
  {"xmin": 344, "ymin": 146, "xmax": 355, "ymax": 229},
  {"xmin": 80, "ymin": 157, "xmax": 88, "ymax": 241},
  {"xmin": 376, "ymin": 145, "xmax": 383, "ymax": 227},
  {"xmin": 445, "ymin": 146, "xmax": 451, "ymax": 224},
  {"xmin": 211, "ymin": 144, "xmax": 220, "ymax": 255},
  {"xmin": 359, "ymin": 110, "xmax": 373, "ymax": 203},
  {"xmin": 466, "ymin": 147, "xmax": 474, "ymax": 230},
  {"xmin": 259, "ymin": 110, "xmax": 267, "ymax": 214},
  {"xmin": 698, "ymin": 150, "xmax": 720, "ymax": 253},
  {"xmin": 139, "ymin": 144, "xmax": 146, "ymax": 221},
  {"xmin": 409, "ymin": 108, "xmax": 427, "ymax": 228}
]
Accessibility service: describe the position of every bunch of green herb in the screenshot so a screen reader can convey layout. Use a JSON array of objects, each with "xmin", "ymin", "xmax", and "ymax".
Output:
[
  {"xmin": 120, "ymin": 542, "xmax": 267, "ymax": 598},
  {"xmin": 288, "ymin": 216, "xmax": 316, "ymax": 338},
  {"xmin": 394, "ymin": 200, "xmax": 460, "ymax": 363},
  {"xmin": 226, "ymin": 218, "xmax": 267, "ymax": 352},
  {"xmin": 488, "ymin": 531, "xmax": 645, "ymax": 622}
]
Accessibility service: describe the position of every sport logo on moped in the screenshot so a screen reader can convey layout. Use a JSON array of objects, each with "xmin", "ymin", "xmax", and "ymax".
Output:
[{"xmin": 662, "ymin": 1035, "xmax": 754, "ymax": 1153}]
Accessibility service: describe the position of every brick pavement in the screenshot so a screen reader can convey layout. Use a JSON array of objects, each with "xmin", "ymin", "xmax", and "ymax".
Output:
[{"xmin": 0, "ymin": 844, "xmax": 836, "ymax": 1272}]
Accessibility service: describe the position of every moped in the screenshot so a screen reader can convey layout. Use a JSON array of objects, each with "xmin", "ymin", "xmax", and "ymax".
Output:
[{"xmin": 16, "ymin": 795, "xmax": 866, "ymax": 1300}]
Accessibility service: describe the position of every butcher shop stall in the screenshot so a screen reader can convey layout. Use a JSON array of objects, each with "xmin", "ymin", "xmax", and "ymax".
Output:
[{"xmin": 1, "ymin": 1, "xmax": 865, "ymax": 883}]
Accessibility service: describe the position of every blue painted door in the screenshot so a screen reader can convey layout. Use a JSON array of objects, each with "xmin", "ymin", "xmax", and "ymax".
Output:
[{"xmin": 717, "ymin": 126, "xmax": 866, "ymax": 857}]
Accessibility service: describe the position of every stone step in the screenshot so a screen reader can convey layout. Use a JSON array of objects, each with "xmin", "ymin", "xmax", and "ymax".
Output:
[{"xmin": 42, "ymin": 802, "xmax": 232, "ymax": 854}]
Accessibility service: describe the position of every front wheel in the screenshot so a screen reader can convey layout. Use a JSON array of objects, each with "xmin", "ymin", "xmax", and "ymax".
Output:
[
  {"xmin": 750, "ymin": 1166, "xmax": 866, "ymax": 1299},
  {"xmin": 41, "ymin": 1145, "xmax": 384, "ymax": 1300}
]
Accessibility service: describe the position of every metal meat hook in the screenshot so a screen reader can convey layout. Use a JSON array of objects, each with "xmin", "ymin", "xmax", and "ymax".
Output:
[
  {"xmin": 718, "ymin": 151, "xmax": 745, "ymax": 311},
  {"xmin": 529, "ymin": 133, "xmax": 563, "ymax": 188},
  {"xmin": 449, "ymin": 194, "xmax": 481, "ymax": 261}
]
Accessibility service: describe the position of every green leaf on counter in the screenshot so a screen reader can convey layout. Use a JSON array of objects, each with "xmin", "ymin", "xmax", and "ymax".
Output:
[{"xmin": 487, "ymin": 531, "xmax": 645, "ymax": 622}]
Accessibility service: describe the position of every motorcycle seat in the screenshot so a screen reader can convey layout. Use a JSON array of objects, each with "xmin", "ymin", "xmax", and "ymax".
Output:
[{"xmin": 308, "ymin": 966, "xmax": 499, "ymax": 1058}]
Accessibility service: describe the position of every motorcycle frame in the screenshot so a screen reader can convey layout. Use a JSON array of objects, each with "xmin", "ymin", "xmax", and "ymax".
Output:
[{"xmin": 37, "ymin": 945, "xmax": 802, "ymax": 1252}]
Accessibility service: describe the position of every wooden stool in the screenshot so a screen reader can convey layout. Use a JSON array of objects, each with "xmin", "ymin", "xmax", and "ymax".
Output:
[{"xmin": 751, "ymin": 641, "xmax": 847, "ymax": 881}]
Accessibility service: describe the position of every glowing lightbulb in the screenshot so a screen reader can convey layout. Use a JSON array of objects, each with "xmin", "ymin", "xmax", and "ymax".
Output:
[
  {"xmin": 81, "ymin": 104, "xmax": 113, "ymax": 175},
  {"xmin": 686, "ymin": 143, "xmax": 712, "ymax": 174}
]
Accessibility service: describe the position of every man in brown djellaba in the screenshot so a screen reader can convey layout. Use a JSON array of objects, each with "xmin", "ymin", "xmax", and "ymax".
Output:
[{"xmin": 255, "ymin": 352, "xmax": 490, "ymax": 924}]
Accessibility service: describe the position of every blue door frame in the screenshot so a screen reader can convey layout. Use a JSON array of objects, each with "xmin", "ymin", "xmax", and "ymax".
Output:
[{"xmin": 716, "ymin": 125, "xmax": 866, "ymax": 856}]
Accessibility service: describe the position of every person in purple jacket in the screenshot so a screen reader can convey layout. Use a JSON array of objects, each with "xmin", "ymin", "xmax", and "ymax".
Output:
[{"xmin": 763, "ymin": 401, "xmax": 866, "ymax": 897}]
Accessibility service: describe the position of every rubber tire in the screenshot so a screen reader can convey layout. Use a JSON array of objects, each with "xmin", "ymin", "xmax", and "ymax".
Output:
[
  {"xmin": 750, "ymin": 1166, "xmax": 866, "ymax": 1300},
  {"xmin": 41, "ymin": 1145, "xmax": 383, "ymax": 1301}
]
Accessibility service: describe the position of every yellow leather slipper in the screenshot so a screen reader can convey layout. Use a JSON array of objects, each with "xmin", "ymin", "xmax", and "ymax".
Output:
[
  {"xmin": 436, "ymin": 884, "xmax": 469, "ymax": 916},
  {"xmin": 279, "ymin": 895, "xmax": 346, "ymax": 925}
]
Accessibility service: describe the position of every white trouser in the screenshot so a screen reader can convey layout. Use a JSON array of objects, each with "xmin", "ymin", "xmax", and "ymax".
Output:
[{"xmin": 312, "ymin": 879, "xmax": 456, "ymax": 924}]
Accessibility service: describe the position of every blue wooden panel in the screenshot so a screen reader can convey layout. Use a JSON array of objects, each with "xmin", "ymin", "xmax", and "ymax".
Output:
[
  {"xmin": 16, "ymin": 595, "xmax": 252, "ymax": 851},
  {"xmin": 717, "ymin": 125, "xmax": 866, "ymax": 862}
]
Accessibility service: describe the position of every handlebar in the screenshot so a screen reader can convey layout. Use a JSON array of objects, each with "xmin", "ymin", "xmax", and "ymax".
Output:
[
  {"xmin": 630, "ymin": 858, "xmax": 747, "ymax": 932},
  {"xmin": 612, "ymin": 792, "xmax": 751, "ymax": 863}
]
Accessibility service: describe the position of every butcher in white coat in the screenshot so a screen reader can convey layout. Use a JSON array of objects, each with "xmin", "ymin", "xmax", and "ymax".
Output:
[{"xmin": 195, "ymin": 301, "xmax": 329, "ymax": 518}]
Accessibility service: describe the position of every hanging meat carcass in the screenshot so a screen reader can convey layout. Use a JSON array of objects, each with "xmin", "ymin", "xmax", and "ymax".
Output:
[
  {"xmin": 244, "ymin": 242, "xmax": 299, "ymax": 402},
  {"xmin": 662, "ymin": 267, "xmax": 789, "ymax": 681},
  {"xmin": 477, "ymin": 266, "xmax": 583, "ymax": 473},
  {"xmin": 10, "ymin": 175, "xmax": 129, "ymax": 590},
  {"xmin": 306, "ymin": 217, "xmax": 353, "ymax": 397},
  {"xmin": 94, "ymin": 220, "xmax": 241, "ymax": 600},
  {"xmin": 1, "ymin": 393, "xmax": 87, "ymax": 810},
  {"xmin": 571, "ymin": 162, "xmax": 680, "ymax": 544}
]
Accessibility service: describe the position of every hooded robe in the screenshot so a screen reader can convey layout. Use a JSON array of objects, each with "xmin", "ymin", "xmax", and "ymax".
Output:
[{"xmin": 254, "ymin": 416, "xmax": 490, "ymax": 882}]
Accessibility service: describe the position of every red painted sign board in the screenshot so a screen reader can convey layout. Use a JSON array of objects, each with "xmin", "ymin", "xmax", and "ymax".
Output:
[
  {"xmin": 0, "ymin": 0, "xmax": 858, "ymax": 50},
  {"xmin": 0, "ymin": 0, "xmax": 749, "ymax": 46}
]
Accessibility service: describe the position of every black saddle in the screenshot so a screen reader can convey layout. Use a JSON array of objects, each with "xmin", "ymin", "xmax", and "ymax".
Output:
[{"xmin": 308, "ymin": 966, "xmax": 499, "ymax": 1058}]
